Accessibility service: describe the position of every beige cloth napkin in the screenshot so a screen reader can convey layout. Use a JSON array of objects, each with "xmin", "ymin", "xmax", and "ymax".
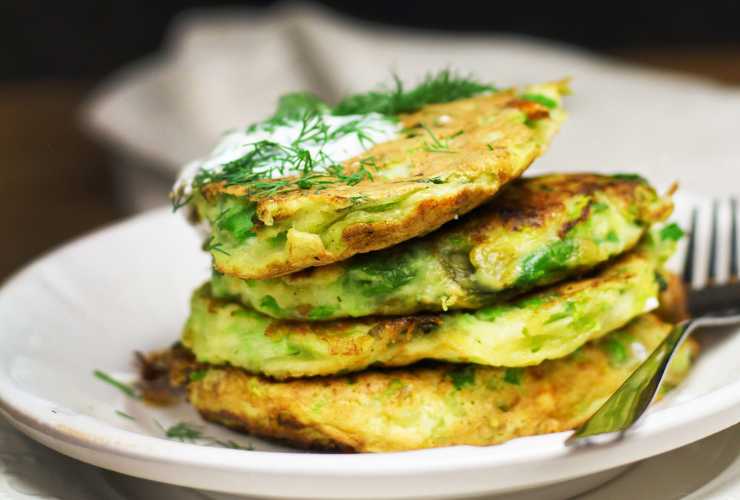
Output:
[{"xmin": 84, "ymin": 2, "xmax": 740, "ymax": 208}]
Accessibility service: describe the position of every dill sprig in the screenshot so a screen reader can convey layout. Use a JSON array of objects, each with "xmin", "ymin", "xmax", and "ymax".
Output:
[
  {"xmin": 93, "ymin": 370, "xmax": 141, "ymax": 400},
  {"xmin": 333, "ymin": 70, "xmax": 495, "ymax": 116},
  {"xmin": 421, "ymin": 124, "xmax": 458, "ymax": 153},
  {"xmin": 115, "ymin": 410, "xmax": 135, "ymax": 420},
  {"xmin": 157, "ymin": 420, "xmax": 254, "ymax": 450},
  {"xmin": 172, "ymin": 70, "xmax": 494, "ymax": 210}
]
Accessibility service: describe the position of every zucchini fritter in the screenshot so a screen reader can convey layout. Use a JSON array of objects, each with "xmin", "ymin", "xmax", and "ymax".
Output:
[
  {"xmin": 183, "ymin": 237, "xmax": 671, "ymax": 379},
  {"xmin": 171, "ymin": 314, "xmax": 697, "ymax": 452},
  {"xmin": 189, "ymin": 81, "xmax": 568, "ymax": 279},
  {"xmin": 212, "ymin": 174, "xmax": 672, "ymax": 320}
]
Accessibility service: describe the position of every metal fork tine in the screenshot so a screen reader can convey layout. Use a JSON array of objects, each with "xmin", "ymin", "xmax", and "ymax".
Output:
[
  {"xmin": 707, "ymin": 200, "xmax": 719, "ymax": 286},
  {"xmin": 730, "ymin": 198, "xmax": 738, "ymax": 282},
  {"xmin": 682, "ymin": 207, "xmax": 698, "ymax": 286}
]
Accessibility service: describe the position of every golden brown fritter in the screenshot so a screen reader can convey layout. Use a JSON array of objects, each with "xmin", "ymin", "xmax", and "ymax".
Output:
[
  {"xmin": 211, "ymin": 173, "xmax": 673, "ymax": 319},
  {"xmin": 184, "ymin": 236, "xmax": 669, "ymax": 379},
  {"xmin": 168, "ymin": 314, "xmax": 697, "ymax": 452}
]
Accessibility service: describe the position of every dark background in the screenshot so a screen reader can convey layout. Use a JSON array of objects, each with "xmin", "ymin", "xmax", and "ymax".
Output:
[
  {"xmin": 4, "ymin": 1, "xmax": 740, "ymax": 80},
  {"xmin": 2, "ymin": 0, "xmax": 740, "ymax": 280}
]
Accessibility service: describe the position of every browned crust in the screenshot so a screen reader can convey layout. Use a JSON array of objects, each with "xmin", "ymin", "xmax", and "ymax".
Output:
[
  {"xmin": 466, "ymin": 173, "xmax": 672, "ymax": 241},
  {"xmin": 338, "ymin": 185, "xmax": 493, "ymax": 253},
  {"xmin": 161, "ymin": 322, "xmax": 698, "ymax": 453},
  {"xmin": 198, "ymin": 408, "xmax": 358, "ymax": 453}
]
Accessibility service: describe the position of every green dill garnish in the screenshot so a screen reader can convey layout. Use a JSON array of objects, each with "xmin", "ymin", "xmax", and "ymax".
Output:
[
  {"xmin": 189, "ymin": 369, "xmax": 207, "ymax": 382},
  {"xmin": 449, "ymin": 365, "xmax": 476, "ymax": 390},
  {"xmin": 171, "ymin": 192, "xmax": 192, "ymax": 212},
  {"xmin": 157, "ymin": 421, "xmax": 254, "ymax": 450},
  {"xmin": 503, "ymin": 367, "xmax": 524, "ymax": 385},
  {"xmin": 164, "ymin": 422, "xmax": 202, "ymax": 441},
  {"xmin": 421, "ymin": 124, "xmax": 454, "ymax": 153},
  {"xmin": 204, "ymin": 237, "xmax": 230, "ymax": 256},
  {"xmin": 173, "ymin": 71, "xmax": 494, "ymax": 210},
  {"xmin": 521, "ymin": 93, "xmax": 557, "ymax": 109},
  {"xmin": 115, "ymin": 410, "xmax": 135, "ymax": 420},
  {"xmin": 93, "ymin": 370, "xmax": 141, "ymax": 399},
  {"xmin": 333, "ymin": 70, "xmax": 495, "ymax": 116},
  {"xmin": 660, "ymin": 223, "xmax": 684, "ymax": 242},
  {"xmin": 268, "ymin": 92, "xmax": 329, "ymax": 124}
]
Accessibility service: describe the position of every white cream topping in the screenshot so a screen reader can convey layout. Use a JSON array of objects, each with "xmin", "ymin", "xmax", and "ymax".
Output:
[
  {"xmin": 173, "ymin": 113, "xmax": 401, "ymax": 195},
  {"xmin": 643, "ymin": 296, "xmax": 660, "ymax": 313}
]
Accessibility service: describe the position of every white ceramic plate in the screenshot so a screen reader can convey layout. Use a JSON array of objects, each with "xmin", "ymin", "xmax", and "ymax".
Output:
[{"xmin": 0, "ymin": 194, "xmax": 739, "ymax": 500}]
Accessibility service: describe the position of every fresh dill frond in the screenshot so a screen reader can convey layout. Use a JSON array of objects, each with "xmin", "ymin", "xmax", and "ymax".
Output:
[
  {"xmin": 93, "ymin": 370, "xmax": 141, "ymax": 400},
  {"xmin": 158, "ymin": 420, "xmax": 255, "ymax": 450},
  {"xmin": 115, "ymin": 410, "xmax": 135, "ymax": 420},
  {"xmin": 270, "ymin": 92, "xmax": 329, "ymax": 124},
  {"xmin": 165, "ymin": 422, "xmax": 204, "ymax": 441},
  {"xmin": 179, "ymin": 71, "xmax": 493, "ymax": 209},
  {"xmin": 420, "ymin": 124, "xmax": 454, "ymax": 153},
  {"xmin": 204, "ymin": 237, "xmax": 230, "ymax": 256},
  {"xmin": 170, "ymin": 191, "xmax": 192, "ymax": 213},
  {"xmin": 333, "ymin": 70, "xmax": 495, "ymax": 116}
]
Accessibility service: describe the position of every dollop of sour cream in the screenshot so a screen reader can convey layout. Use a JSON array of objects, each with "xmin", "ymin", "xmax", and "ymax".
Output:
[{"xmin": 173, "ymin": 113, "xmax": 401, "ymax": 195}]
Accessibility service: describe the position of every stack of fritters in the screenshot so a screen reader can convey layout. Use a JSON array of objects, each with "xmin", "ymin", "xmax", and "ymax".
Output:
[{"xmin": 168, "ymin": 76, "xmax": 696, "ymax": 452}]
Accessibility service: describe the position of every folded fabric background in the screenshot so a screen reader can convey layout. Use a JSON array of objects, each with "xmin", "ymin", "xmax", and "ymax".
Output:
[{"xmin": 84, "ymin": 3, "xmax": 740, "ymax": 211}]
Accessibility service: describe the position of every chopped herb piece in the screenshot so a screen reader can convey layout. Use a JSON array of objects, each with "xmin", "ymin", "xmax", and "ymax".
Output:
[
  {"xmin": 421, "ymin": 124, "xmax": 454, "ymax": 153},
  {"xmin": 449, "ymin": 365, "xmax": 476, "ymax": 390},
  {"xmin": 592, "ymin": 201, "xmax": 610, "ymax": 213},
  {"xmin": 602, "ymin": 337, "xmax": 629, "ymax": 367},
  {"xmin": 503, "ymin": 367, "xmax": 523, "ymax": 385},
  {"xmin": 189, "ymin": 369, "xmax": 207, "ymax": 382},
  {"xmin": 93, "ymin": 370, "xmax": 141, "ymax": 399},
  {"xmin": 516, "ymin": 239, "xmax": 576, "ymax": 286},
  {"xmin": 521, "ymin": 93, "xmax": 557, "ymax": 109},
  {"xmin": 307, "ymin": 305, "xmax": 335, "ymax": 320},
  {"xmin": 165, "ymin": 422, "xmax": 203, "ymax": 441},
  {"xmin": 259, "ymin": 295, "xmax": 283, "ymax": 316},
  {"xmin": 660, "ymin": 223, "xmax": 684, "ymax": 242},
  {"xmin": 611, "ymin": 173, "xmax": 646, "ymax": 183},
  {"xmin": 348, "ymin": 253, "xmax": 416, "ymax": 296},
  {"xmin": 115, "ymin": 410, "xmax": 135, "ymax": 420},
  {"xmin": 216, "ymin": 203, "xmax": 257, "ymax": 242},
  {"xmin": 477, "ymin": 305, "xmax": 508, "ymax": 322},
  {"xmin": 655, "ymin": 271, "xmax": 668, "ymax": 292},
  {"xmin": 544, "ymin": 302, "xmax": 576, "ymax": 324},
  {"xmin": 605, "ymin": 230, "xmax": 620, "ymax": 243},
  {"xmin": 157, "ymin": 420, "xmax": 255, "ymax": 450}
]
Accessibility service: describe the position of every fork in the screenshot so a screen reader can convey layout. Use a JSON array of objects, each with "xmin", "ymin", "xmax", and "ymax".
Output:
[{"xmin": 566, "ymin": 198, "xmax": 740, "ymax": 445}]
